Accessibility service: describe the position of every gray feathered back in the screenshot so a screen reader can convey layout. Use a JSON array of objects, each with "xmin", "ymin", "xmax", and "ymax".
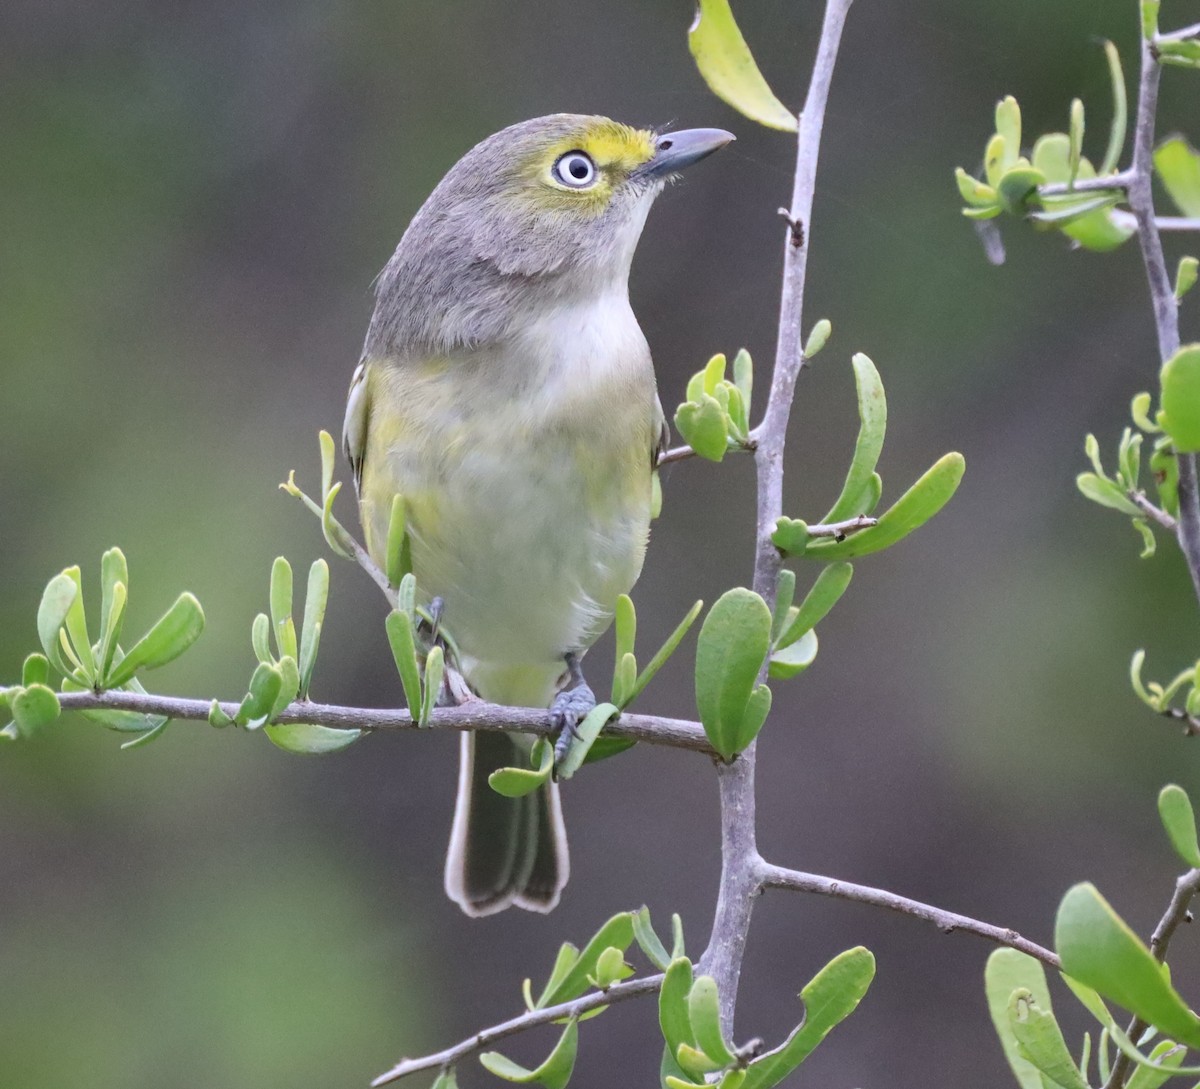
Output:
[{"xmin": 364, "ymin": 114, "xmax": 659, "ymax": 358}]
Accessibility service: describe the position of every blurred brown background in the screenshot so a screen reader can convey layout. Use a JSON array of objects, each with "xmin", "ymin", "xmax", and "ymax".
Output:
[{"xmin": 3, "ymin": 1, "xmax": 1200, "ymax": 1086}]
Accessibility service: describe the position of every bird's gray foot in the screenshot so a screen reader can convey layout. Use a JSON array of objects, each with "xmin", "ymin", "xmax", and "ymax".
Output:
[{"xmin": 551, "ymin": 652, "xmax": 595, "ymax": 765}]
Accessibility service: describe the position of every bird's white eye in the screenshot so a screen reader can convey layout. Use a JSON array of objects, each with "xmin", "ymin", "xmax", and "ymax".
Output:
[{"xmin": 553, "ymin": 151, "xmax": 597, "ymax": 189}]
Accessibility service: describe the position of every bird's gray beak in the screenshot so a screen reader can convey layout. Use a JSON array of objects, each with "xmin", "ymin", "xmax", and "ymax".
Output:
[{"xmin": 635, "ymin": 128, "xmax": 735, "ymax": 180}]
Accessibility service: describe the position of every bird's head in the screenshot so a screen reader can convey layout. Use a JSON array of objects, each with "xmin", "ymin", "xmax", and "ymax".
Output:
[{"xmin": 371, "ymin": 114, "xmax": 733, "ymax": 353}]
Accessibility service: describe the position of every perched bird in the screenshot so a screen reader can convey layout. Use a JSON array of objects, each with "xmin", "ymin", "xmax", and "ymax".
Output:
[{"xmin": 343, "ymin": 114, "xmax": 732, "ymax": 915}]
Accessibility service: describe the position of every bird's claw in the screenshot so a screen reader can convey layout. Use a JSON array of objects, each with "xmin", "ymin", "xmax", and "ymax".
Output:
[{"xmin": 551, "ymin": 682, "xmax": 596, "ymax": 766}]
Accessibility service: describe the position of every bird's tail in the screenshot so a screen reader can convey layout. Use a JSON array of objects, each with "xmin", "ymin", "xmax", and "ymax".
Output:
[{"xmin": 444, "ymin": 730, "xmax": 569, "ymax": 916}]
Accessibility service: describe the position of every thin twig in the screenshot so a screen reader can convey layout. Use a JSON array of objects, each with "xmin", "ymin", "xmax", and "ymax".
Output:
[
  {"xmin": 758, "ymin": 864, "xmax": 1061, "ymax": 969},
  {"xmin": 805, "ymin": 515, "xmax": 878, "ymax": 538},
  {"xmin": 1038, "ymin": 169, "xmax": 1135, "ymax": 197},
  {"xmin": 1129, "ymin": 490, "xmax": 1178, "ymax": 530},
  {"xmin": 1159, "ymin": 707, "xmax": 1200, "ymax": 736},
  {"xmin": 1157, "ymin": 21, "xmax": 1200, "ymax": 43},
  {"xmin": 370, "ymin": 974, "xmax": 664, "ymax": 1086},
  {"xmin": 658, "ymin": 439, "xmax": 757, "ymax": 467},
  {"xmin": 699, "ymin": 0, "xmax": 856, "ymax": 1035},
  {"xmin": 55, "ymin": 690, "xmax": 716, "ymax": 754},
  {"xmin": 1155, "ymin": 216, "xmax": 1200, "ymax": 232}
]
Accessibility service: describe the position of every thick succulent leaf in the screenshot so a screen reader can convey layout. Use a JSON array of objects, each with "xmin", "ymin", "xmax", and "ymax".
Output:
[
  {"xmin": 1055, "ymin": 883, "xmax": 1200, "ymax": 1048},
  {"xmin": 688, "ymin": 976, "xmax": 736, "ymax": 1067},
  {"xmin": 1158, "ymin": 785, "xmax": 1200, "ymax": 867},
  {"xmin": 385, "ymin": 609, "xmax": 422, "ymax": 715},
  {"xmin": 633, "ymin": 907, "xmax": 672, "ymax": 971},
  {"xmin": 1154, "ymin": 138, "xmax": 1200, "ymax": 217},
  {"xmin": 1160, "ymin": 346, "xmax": 1200, "ymax": 453},
  {"xmin": 768, "ymin": 629, "xmax": 818, "ymax": 680},
  {"xmin": 540, "ymin": 912, "xmax": 635, "ymax": 1007},
  {"xmin": 489, "ymin": 740, "xmax": 554, "ymax": 799},
  {"xmin": 687, "ymin": 0, "xmax": 796, "ymax": 132},
  {"xmin": 660, "ymin": 957, "xmax": 697, "ymax": 1058},
  {"xmin": 675, "ymin": 395, "xmax": 729, "ymax": 462},
  {"xmin": 985, "ymin": 949, "xmax": 1056, "ymax": 1089},
  {"xmin": 264, "ymin": 722, "xmax": 362, "ymax": 755},
  {"xmin": 807, "ymin": 454, "xmax": 966, "ymax": 560},
  {"xmin": 11, "ymin": 684, "xmax": 61, "ymax": 738},
  {"xmin": 104, "ymin": 593, "xmax": 205, "ymax": 688},
  {"xmin": 695, "ymin": 589, "xmax": 773, "ymax": 757},
  {"xmin": 742, "ymin": 947, "xmax": 875, "ymax": 1089},
  {"xmin": 777, "ymin": 564, "xmax": 852, "ymax": 647},
  {"xmin": 37, "ymin": 572, "xmax": 79, "ymax": 676},
  {"xmin": 479, "ymin": 1018, "xmax": 578, "ymax": 1089},
  {"xmin": 1007, "ymin": 989, "xmax": 1090, "ymax": 1089},
  {"xmin": 823, "ymin": 354, "xmax": 887, "ymax": 524}
]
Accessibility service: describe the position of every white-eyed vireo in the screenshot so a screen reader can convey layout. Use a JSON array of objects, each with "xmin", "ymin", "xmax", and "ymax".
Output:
[{"xmin": 343, "ymin": 114, "xmax": 732, "ymax": 915}]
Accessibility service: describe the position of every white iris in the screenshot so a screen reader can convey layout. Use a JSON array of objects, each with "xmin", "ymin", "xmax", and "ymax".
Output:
[{"xmin": 553, "ymin": 151, "xmax": 597, "ymax": 188}]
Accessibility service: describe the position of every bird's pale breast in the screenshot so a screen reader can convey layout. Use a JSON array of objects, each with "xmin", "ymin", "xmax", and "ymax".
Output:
[{"xmin": 359, "ymin": 290, "xmax": 660, "ymax": 706}]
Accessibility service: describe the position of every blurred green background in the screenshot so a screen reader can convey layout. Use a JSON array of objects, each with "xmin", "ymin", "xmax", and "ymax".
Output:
[{"xmin": 3, "ymin": 1, "xmax": 1200, "ymax": 1085}]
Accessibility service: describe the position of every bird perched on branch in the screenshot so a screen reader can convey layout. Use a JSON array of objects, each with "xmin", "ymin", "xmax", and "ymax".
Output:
[{"xmin": 343, "ymin": 114, "xmax": 732, "ymax": 915}]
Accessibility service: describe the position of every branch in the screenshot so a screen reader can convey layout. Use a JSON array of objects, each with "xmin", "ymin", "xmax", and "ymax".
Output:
[
  {"xmin": 370, "ymin": 974, "xmax": 664, "ymax": 1086},
  {"xmin": 758, "ymin": 863, "xmax": 1061, "ymax": 969},
  {"xmin": 658, "ymin": 438, "xmax": 757, "ymax": 467},
  {"xmin": 1159, "ymin": 706, "xmax": 1200, "ymax": 736},
  {"xmin": 700, "ymin": 0, "xmax": 856, "ymax": 1034},
  {"xmin": 1124, "ymin": 26, "xmax": 1200, "ymax": 608},
  {"xmin": 1157, "ymin": 21, "xmax": 1200, "ymax": 43},
  {"xmin": 1128, "ymin": 489, "xmax": 1178, "ymax": 530},
  {"xmin": 54, "ymin": 690, "xmax": 716, "ymax": 754},
  {"xmin": 805, "ymin": 514, "xmax": 877, "ymax": 538},
  {"xmin": 1155, "ymin": 216, "xmax": 1200, "ymax": 232},
  {"xmin": 1038, "ymin": 169, "xmax": 1135, "ymax": 196},
  {"xmin": 1103, "ymin": 867, "xmax": 1200, "ymax": 1089}
]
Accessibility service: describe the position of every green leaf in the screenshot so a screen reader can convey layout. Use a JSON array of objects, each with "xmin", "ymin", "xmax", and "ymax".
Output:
[
  {"xmin": 1069, "ymin": 100, "xmax": 1084, "ymax": 183},
  {"xmin": 1124, "ymin": 1040, "xmax": 1187, "ymax": 1089},
  {"xmin": 1160, "ymin": 346, "xmax": 1200, "ymax": 452},
  {"xmin": 671, "ymin": 915, "xmax": 686, "ymax": 960},
  {"xmin": 1077, "ymin": 472, "xmax": 1141, "ymax": 515},
  {"xmin": 421, "ymin": 645, "xmax": 444, "ymax": 727},
  {"xmin": 1175, "ymin": 256, "xmax": 1198, "ymax": 301},
  {"xmin": 104, "ymin": 593, "xmax": 205, "ymax": 688},
  {"xmin": 742, "ymin": 947, "xmax": 876, "ymax": 1089},
  {"xmin": 480, "ymin": 1018, "xmax": 578, "ymax": 1089},
  {"xmin": 208, "ymin": 700, "xmax": 234, "ymax": 728},
  {"xmin": 541, "ymin": 912, "xmax": 635, "ymax": 1007},
  {"xmin": 119, "ymin": 719, "xmax": 171, "ymax": 750},
  {"xmin": 97, "ymin": 581, "xmax": 127, "ymax": 682},
  {"xmin": 808, "ymin": 454, "xmax": 966, "ymax": 560},
  {"xmin": 590, "ymin": 946, "xmax": 633, "ymax": 990},
  {"xmin": 985, "ymin": 949, "xmax": 1055, "ymax": 1089},
  {"xmin": 688, "ymin": 976, "xmax": 736, "ymax": 1067},
  {"xmin": 236, "ymin": 662, "xmax": 284, "ymax": 729},
  {"xmin": 613, "ymin": 651, "xmax": 637, "ymax": 708},
  {"xmin": 770, "ymin": 570, "xmax": 796, "ymax": 644},
  {"xmin": 1055, "ymin": 883, "xmax": 1200, "ymax": 1048},
  {"xmin": 298, "ymin": 559, "xmax": 329, "ymax": 698},
  {"xmin": 768, "ymin": 629, "xmax": 818, "ymax": 680},
  {"xmin": 1157, "ymin": 785, "xmax": 1200, "ymax": 867},
  {"xmin": 803, "ymin": 320, "xmax": 832, "ymax": 359},
  {"xmin": 1157, "ymin": 40, "xmax": 1200, "ymax": 68},
  {"xmin": 533, "ymin": 943, "xmax": 581, "ymax": 1010},
  {"xmin": 11, "ymin": 684, "xmax": 61, "ymax": 738},
  {"xmin": 270, "ymin": 655, "xmax": 301, "ymax": 719},
  {"xmin": 1007, "ymin": 989, "xmax": 1090, "ymax": 1089},
  {"xmin": 995, "ymin": 97, "xmax": 1022, "ymax": 172},
  {"xmin": 997, "ymin": 166, "xmax": 1046, "ymax": 215},
  {"xmin": 619, "ymin": 598, "xmax": 704, "ymax": 708},
  {"xmin": 430, "ymin": 1070, "xmax": 459, "ymax": 1089},
  {"xmin": 661, "ymin": 1046, "xmax": 701, "ymax": 1089},
  {"xmin": 61, "ymin": 673, "xmax": 167, "ymax": 734},
  {"xmin": 22, "ymin": 654, "xmax": 49, "ymax": 688},
  {"xmin": 1133, "ymin": 518, "xmax": 1157, "ymax": 559},
  {"xmin": 269, "ymin": 556, "xmax": 296, "ymax": 663},
  {"xmin": 615, "ymin": 594, "xmax": 636, "ymax": 666},
  {"xmin": 634, "ymin": 907, "xmax": 673, "ymax": 971},
  {"xmin": 1155, "ymin": 137, "xmax": 1200, "ymax": 217},
  {"xmin": 732, "ymin": 349, "xmax": 752, "ymax": 412},
  {"xmin": 489, "ymin": 739, "xmax": 554, "ymax": 798},
  {"xmin": 687, "ymin": 0, "xmax": 796, "ymax": 132},
  {"xmin": 675, "ymin": 395, "xmax": 729, "ymax": 462},
  {"xmin": 556, "ymin": 702, "xmax": 620, "ymax": 780},
  {"xmin": 676, "ymin": 1044, "xmax": 722, "ymax": 1080},
  {"xmin": 695, "ymin": 588, "xmax": 773, "ymax": 758},
  {"xmin": 385, "ymin": 609, "xmax": 422, "ymax": 715},
  {"xmin": 321, "ymin": 480, "xmax": 354, "ymax": 561},
  {"xmin": 1142, "ymin": 0, "xmax": 1160, "ymax": 39},
  {"xmin": 264, "ymin": 722, "xmax": 362, "ymax": 754},
  {"xmin": 823, "ymin": 354, "xmax": 887, "ymax": 524},
  {"xmin": 60, "ymin": 566, "xmax": 96, "ymax": 681},
  {"xmin": 778, "ymin": 563, "xmax": 852, "ymax": 647},
  {"xmin": 956, "ymin": 168, "xmax": 998, "ymax": 208},
  {"xmin": 580, "ymin": 735, "xmax": 638, "ymax": 765},
  {"xmin": 659, "ymin": 957, "xmax": 697, "ymax": 1058},
  {"xmin": 1029, "ymin": 194, "xmax": 1122, "ymax": 225},
  {"xmin": 771, "ymin": 517, "xmax": 809, "ymax": 557},
  {"xmin": 37, "ymin": 571, "xmax": 79, "ymax": 677},
  {"xmin": 1101, "ymin": 41, "xmax": 1127, "ymax": 177}
]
